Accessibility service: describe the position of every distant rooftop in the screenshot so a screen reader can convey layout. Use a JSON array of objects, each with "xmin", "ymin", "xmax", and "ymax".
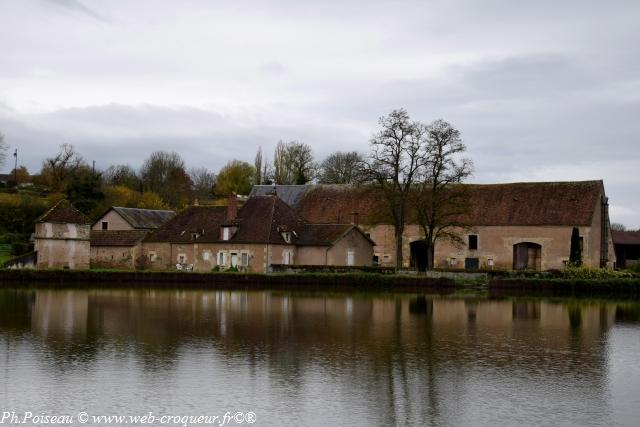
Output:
[
  {"xmin": 248, "ymin": 185, "xmax": 309, "ymax": 208},
  {"xmin": 109, "ymin": 206, "xmax": 176, "ymax": 229}
]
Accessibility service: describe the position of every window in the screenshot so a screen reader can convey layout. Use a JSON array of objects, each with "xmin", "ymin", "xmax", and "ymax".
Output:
[
  {"xmin": 191, "ymin": 232, "xmax": 200, "ymax": 240},
  {"xmin": 383, "ymin": 255, "xmax": 390, "ymax": 262},
  {"xmin": 218, "ymin": 252, "xmax": 225, "ymax": 266},
  {"xmin": 101, "ymin": 221, "xmax": 108, "ymax": 230},
  {"xmin": 450, "ymin": 258, "xmax": 457, "ymax": 267},
  {"xmin": 283, "ymin": 250, "xmax": 293, "ymax": 265},
  {"xmin": 178, "ymin": 254, "xmax": 186, "ymax": 264},
  {"xmin": 347, "ymin": 250, "xmax": 355, "ymax": 266},
  {"xmin": 282, "ymin": 232, "xmax": 292, "ymax": 243},
  {"xmin": 222, "ymin": 227, "xmax": 230, "ymax": 241},
  {"xmin": 241, "ymin": 253, "xmax": 249, "ymax": 266},
  {"xmin": 149, "ymin": 251, "xmax": 157, "ymax": 262},
  {"xmin": 579, "ymin": 236, "xmax": 584, "ymax": 252},
  {"xmin": 203, "ymin": 251, "xmax": 210, "ymax": 261},
  {"xmin": 468, "ymin": 235, "xmax": 478, "ymax": 250},
  {"xmin": 231, "ymin": 253, "xmax": 238, "ymax": 267},
  {"xmin": 487, "ymin": 258, "xmax": 494, "ymax": 267}
]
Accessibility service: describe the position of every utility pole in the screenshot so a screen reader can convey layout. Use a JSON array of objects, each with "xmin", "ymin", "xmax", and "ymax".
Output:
[{"xmin": 13, "ymin": 149, "xmax": 17, "ymax": 186}]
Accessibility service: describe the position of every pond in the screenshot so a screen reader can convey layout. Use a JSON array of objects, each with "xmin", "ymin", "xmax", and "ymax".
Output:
[{"xmin": 1, "ymin": 288, "xmax": 639, "ymax": 426}]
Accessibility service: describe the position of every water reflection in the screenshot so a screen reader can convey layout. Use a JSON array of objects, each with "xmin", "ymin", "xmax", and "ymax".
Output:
[{"xmin": 0, "ymin": 289, "xmax": 639, "ymax": 426}]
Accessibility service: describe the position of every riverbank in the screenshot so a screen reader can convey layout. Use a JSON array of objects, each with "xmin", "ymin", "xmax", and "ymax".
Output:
[
  {"xmin": 489, "ymin": 277, "xmax": 640, "ymax": 297},
  {"xmin": 0, "ymin": 269, "xmax": 456, "ymax": 293}
]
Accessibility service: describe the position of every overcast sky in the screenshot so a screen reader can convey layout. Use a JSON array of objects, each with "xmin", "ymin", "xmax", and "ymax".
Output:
[{"xmin": 1, "ymin": 0, "xmax": 638, "ymax": 227}]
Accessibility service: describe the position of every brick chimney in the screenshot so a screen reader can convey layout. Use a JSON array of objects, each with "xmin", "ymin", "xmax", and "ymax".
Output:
[
  {"xmin": 227, "ymin": 193, "xmax": 238, "ymax": 220},
  {"xmin": 351, "ymin": 212, "xmax": 359, "ymax": 226}
]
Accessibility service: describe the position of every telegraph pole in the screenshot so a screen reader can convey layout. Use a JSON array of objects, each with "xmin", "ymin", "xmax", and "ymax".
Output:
[{"xmin": 13, "ymin": 149, "xmax": 17, "ymax": 186}]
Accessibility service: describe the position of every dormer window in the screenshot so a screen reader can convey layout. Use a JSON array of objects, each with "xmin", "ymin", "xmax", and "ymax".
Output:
[
  {"xmin": 222, "ymin": 227, "xmax": 230, "ymax": 241},
  {"xmin": 282, "ymin": 231, "xmax": 292, "ymax": 244},
  {"xmin": 191, "ymin": 232, "xmax": 201, "ymax": 240}
]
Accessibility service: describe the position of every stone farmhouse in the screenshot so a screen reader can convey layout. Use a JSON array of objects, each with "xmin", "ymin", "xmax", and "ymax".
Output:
[
  {"xmin": 142, "ymin": 195, "xmax": 375, "ymax": 272},
  {"xmin": 251, "ymin": 180, "xmax": 616, "ymax": 271},
  {"xmin": 32, "ymin": 179, "xmax": 615, "ymax": 272},
  {"xmin": 89, "ymin": 206, "xmax": 175, "ymax": 269}
]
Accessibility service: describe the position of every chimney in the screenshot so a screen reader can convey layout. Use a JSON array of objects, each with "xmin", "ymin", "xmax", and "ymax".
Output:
[
  {"xmin": 351, "ymin": 212, "xmax": 359, "ymax": 226},
  {"xmin": 227, "ymin": 193, "xmax": 238, "ymax": 220}
]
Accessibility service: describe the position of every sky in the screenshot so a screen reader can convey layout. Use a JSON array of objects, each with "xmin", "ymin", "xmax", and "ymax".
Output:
[{"xmin": 0, "ymin": 0, "xmax": 638, "ymax": 227}]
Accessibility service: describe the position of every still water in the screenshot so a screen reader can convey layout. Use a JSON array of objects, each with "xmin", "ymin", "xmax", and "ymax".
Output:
[{"xmin": 1, "ymin": 288, "xmax": 640, "ymax": 426}]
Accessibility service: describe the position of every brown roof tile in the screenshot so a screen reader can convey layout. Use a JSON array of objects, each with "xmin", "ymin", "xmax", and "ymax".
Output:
[
  {"xmin": 90, "ymin": 230, "xmax": 149, "ymax": 246},
  {"xmin": 612, "ymin": 230, "xmax": 640, "ymax": 246},
  {"xmin": 297, "ymin": 224, "xmax": 375, "ymax": 246},
  {"xmin": 36, "ymin": 200, "xmax": 92, "ymax": 225},
  {"xmin": 231, "ymin": 196, "xmax": 305, "ymax": 244},
  {"xmin": 295, "ymin": 181, "xmax": 603, "ymax": 227},
  {"xmin": 144, "ymin": 206, "xmax": 228, "ymax": 243}
]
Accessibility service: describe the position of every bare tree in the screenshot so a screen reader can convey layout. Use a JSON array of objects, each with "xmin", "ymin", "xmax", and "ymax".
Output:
[
  {"xmin": 318, "ymin": 151, "xmax": 364, "ymax": 184},
  {"xmin": 41, "ymin": 143, "xmax": 85, "ymax": 192},
  {"xmin": 272, "ymin": 140, "xmax": 315, "ymax": 184},
  {"xmin": 189, "ymin": 167, "xmax": 216, "ymax": 200},
  {"xmin": 272, "ymin": 141, "xmax": 291, "ymax": 184},
  {"xmin": 363, "ymin": 109, "xmax": 425, "ymax": 269},
  {"xmin": 414, "ymin": 119, "xmax": 473, "ymax": 270},
  {"xmin": 104, "ymin": 164, "xmax": 140, "ymax": 190},
  {"xmin": 254, "ymin": 147, "xmax": 263, "ymax": 185},
  {"xmin": 610, "ymin": 223, "xmax": 626, "ymax": 232}
]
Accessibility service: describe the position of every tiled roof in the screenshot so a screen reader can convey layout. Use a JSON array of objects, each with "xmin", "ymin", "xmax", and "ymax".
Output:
[
  {"xmin": 249, "ymin": 185, "xmax": 309, "ymax": 207},
  {"xmin": 90, "ymin": 230, "xmax": 149, "ymax": 246},
  {"xmin": 144, "ymin": 206, "xmax": 227, "ymax": 243},
  {"xmin": 297, "ymin": 224, "xmax": 375, "ymax": 246},
  {"xmin": 612, "ymin": 230, "xmax": 640, "ymax": 246},
  {"xmin": 36, "ymin": 200, "xmax": 92, "ymax": 225},
  {"xmin": 295, "ymin": 181, "xmax": 604, "ymax": 227},
  {"xmin": 109, "ymin": 207, "xmax": 176, "ymax": 229},
  {"xmin": 231, "ymin": 196, "xmax": 305, "ymax": 244}
]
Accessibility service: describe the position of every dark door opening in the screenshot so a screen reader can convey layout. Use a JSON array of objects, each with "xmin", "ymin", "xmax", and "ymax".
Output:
[
  {"xmin": 465, "ymin": 257, "xmax": 480, "ymax": 269},
  {"xmin": 410, "ymin": 240, "xmax": 429, "ymax": 271},
  {"xmin": 513, "ymin": 242, "xmax": 542, "ymax": 270}
]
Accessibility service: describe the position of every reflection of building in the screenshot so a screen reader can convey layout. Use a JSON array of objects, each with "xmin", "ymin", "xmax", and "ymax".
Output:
[
  {"xmin": 2, "ymin": 289, "xmax": 629, "ymax": 426},
  {"xmin": 253, "ymin": 181, "xmax": 616, "ymax": 270}
]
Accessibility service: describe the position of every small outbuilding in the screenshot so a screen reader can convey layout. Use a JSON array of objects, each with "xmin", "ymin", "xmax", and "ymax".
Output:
[
  {"xmin": 612, "ymin": 230, "xmax": 640, "ymax": 269},
  {"xmin": 34, "ymin": 200, "xmax": 92, "ymax": 269}
]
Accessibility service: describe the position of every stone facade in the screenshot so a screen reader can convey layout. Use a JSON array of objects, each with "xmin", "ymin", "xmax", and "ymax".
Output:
[{"xmin": 35, "ymin": 221, "xmax": 91, "ymax": 270}]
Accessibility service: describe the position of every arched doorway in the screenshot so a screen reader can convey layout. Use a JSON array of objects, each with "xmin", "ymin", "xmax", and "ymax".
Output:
[
  {"xmin": 410, "ymin": 240, "xmax": 429, "ymax": 271},
  {"xmin": 513, "ymin": 242, "xmax": 542, "ymax": 270}
]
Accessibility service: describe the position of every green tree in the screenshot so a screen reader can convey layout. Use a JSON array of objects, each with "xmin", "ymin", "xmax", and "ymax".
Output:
[
  {"xmin": 66, "ymin": 166, "xmax": 104, "ymax": 215},
  {"xmin": 215, "ymin": 160, "xmax": 255, "ymax": 196},
  {"xmin": 569, "ymin": 227, "xmax": 582, "ymax": 266},
  {"xmin": 140, "ymin": 151, "xmax": 192, "ymax": 208}
]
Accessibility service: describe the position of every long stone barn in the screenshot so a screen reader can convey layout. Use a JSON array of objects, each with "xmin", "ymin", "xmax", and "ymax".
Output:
[{"xmin": 251, "ymin": 180, "xmax": 616, "ymax": 271}]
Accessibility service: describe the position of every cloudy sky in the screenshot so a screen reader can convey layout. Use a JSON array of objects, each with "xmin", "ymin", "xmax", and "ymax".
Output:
[{"xmin": 1, "ymin": 0, "xmax": 638, "ymax": 227}]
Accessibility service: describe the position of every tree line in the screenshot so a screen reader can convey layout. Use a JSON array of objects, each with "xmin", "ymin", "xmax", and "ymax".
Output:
[{"xmin": 0, "ymin": 109, "xmax": 473, "ymax": 268}]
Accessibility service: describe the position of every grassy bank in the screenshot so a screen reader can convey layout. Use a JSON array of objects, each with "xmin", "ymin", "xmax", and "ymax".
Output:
[
  {"xmin": 0, "ymin": 269, "xmax": 456, "ymax": 293},
  {"xmin": 489, "ymin": 277, "xmax": 640, "ymax": 297}
]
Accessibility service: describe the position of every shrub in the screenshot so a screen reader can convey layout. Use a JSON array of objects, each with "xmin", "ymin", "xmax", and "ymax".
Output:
[
  {"xmin": 11, "ymin": 242, "xmax": 29, "ymax": 256},
  {"xmin": 561, "ymin": 265, "xmax": 634, "ymax": 279},
  {"xmin": 211, "ymin": 266, "xmax": 220, "ymax": 272}
]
